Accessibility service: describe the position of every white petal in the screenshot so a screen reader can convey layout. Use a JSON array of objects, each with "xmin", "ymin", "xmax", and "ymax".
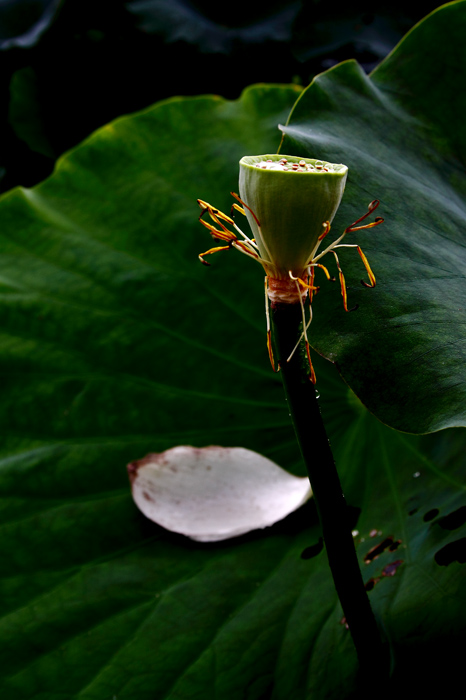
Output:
[{"xmin": 128, "ymin": 445, "xmax": 312, "ymax": 542}]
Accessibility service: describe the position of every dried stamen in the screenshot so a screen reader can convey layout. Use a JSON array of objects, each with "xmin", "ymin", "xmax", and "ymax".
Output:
[{"xmin": 198, "ymin": 177, "xmax": 383, "ymax": 384}]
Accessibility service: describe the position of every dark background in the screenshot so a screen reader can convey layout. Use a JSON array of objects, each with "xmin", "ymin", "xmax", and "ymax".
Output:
[{"xmin": 0, "ymin": 0, "xmax": 443, "ymax": 194}]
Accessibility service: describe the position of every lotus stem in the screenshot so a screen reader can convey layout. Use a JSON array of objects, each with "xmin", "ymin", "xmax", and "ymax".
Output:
[{"xmin": 271, "ymin": 300, "xmax": 389, "ymax": 682}]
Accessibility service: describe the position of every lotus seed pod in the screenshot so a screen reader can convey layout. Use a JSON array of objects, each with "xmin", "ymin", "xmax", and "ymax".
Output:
[{"xmin": 239, "ymin": 154, "xmax": 348, "ymax": 279}]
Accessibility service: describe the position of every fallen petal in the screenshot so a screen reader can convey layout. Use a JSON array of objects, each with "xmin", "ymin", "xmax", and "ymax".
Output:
[{"xmin": 128, "ymin": 445, "xmax": 312, "ymax": 542}]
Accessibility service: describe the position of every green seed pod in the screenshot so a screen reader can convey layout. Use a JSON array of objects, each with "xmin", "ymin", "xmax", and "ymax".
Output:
[{"xmin": 239, "ymin": 154, "xmax": 348, "ymax": 279}]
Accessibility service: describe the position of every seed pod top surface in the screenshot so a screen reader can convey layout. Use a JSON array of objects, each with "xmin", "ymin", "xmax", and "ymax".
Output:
[{"xmin": 239, "ymin": 154, "xmax": 348, "ymax": 278}]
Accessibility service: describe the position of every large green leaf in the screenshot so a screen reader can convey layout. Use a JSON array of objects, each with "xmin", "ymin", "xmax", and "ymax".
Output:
[
  {"xmin": 280, "ymin": 0, "xmax": 466, "ymax": 434},
  {"xmin": 0, "ymin": 6, "xmax": 466, "ymax": 699}
]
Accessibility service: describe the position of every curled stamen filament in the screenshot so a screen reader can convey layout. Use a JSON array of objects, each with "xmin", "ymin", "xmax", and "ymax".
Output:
[
  {"xmin": 265, "ymin": 277, "xmax": 277, "ymax": 372},
  {"xmin": 288, "ymin": 271, "xmax": 316, "ymax": 383},
  {"xmin": 198, "ymin": 195, "xmax": 382, "ymax": 383}
]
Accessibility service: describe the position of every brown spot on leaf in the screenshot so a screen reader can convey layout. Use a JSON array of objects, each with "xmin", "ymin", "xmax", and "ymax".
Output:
[
  {"xmin": 364, "ymin": 536, "xmax": 402, "ymax": 563},
  {"xmin": 365, "ymin": 561, "xmax": 403, "ymax": 589},
  {"xmin": 364, "ymin": 577, "xmax": 380, "ymax": 591},
  {"xmin": 382, "ymin": 560, "xmax": 403, "ymax": 577}
]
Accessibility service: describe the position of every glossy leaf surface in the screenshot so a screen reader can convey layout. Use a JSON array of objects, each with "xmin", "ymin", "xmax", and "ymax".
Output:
[{"xmin": 281, "ymin": 0, "xmax": 466, "ymax": 433}]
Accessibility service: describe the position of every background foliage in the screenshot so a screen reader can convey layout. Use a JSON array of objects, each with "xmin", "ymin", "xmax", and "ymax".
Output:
[
  {"xmin": 0, "ymin": 1, "xmax": 465, "ymax": 699},
  {"xmin": 0, "ymin": 0, "xmax": 443, "ymax": 192}
]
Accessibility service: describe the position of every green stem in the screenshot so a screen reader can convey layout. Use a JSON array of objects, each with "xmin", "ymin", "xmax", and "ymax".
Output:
[{"xmin": 271, "ymin": 301, "xmax": 388, "ymax": 679}]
